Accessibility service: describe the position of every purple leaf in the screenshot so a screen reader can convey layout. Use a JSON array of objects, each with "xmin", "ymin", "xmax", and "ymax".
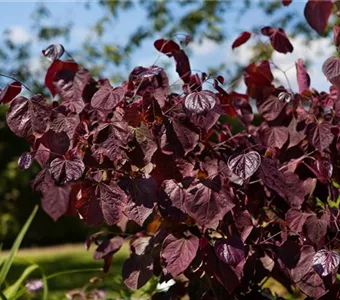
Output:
[
  {"xmin": 296, "ymin": 59, "xmax": 311, "ymax": 94},
  {"xmin": 214, "ymin": 236, "xmax": 245, "ymax": 266},
  {"xmin": 291, "ymin": 245, "xmax": 315, "ymax": 282},
  {"xmin": 135, "ymin": 122, "xmax": 158, "ymax": 164},
  {"xmin": 18, "ymin": 152, "xmax": 33, "ymax": 169},
  {"xmin": 122, "ymin": 177, "xmax": 157, "ymax": 226},
  {"xmin": 313, "ymin": 249, "xmax": 340, "ymax": 277},
  {"xmin": 231, "ymin": 31, "xmax": 252, "ymax": 49},
  {"xmin": 304, "ymin": 213, "xmax": 328, "ymax": 246},
  {"xmin": 185, "ymin": 178, "xmax": 234, "ymax": 228},
  {"xmin": 0, "ymin": 81, "xmax": 21, "ymax": 104},
  {"xmin": 42, "ymin": 44, "xmax": 65, "ymax": 62},
  {"xmin": 93, "ymin": 237, "xmax": 124, "ymax": 260},
  {"xmin": 172, "ymin": 117, "xmax": 199, "ymax": 155},
  {"xmin": 91, "ymin": 80, "xmax": 125, "ymax": 110},
  {"xmin": 161, "ymin": 233, "xmax": 199, "ymax": 277},
  {"xmin": 54, "ymin": 68, "xmax": 89, "ymax": 114},
  {"xmin": 285, "ymin": 209, "xmax": 312, "ymax": 233},
  {"xmin": 75, "ymin": 182, "xmax": 104, "ymax": 226},
  {"xmin": 261, "ymin": 27, "xmax": 293, "ymax": 54},
  {"xmin": 322, "ymin": 56, "xmax": 340, "ymax": 89},
  {"xmin": 307, "ymin": 121, "xmax": 333, "ymax": 152},
  {"xmin": 184, "ymin": 90, "xmax": 217, "ymax": 114},
  {"xmin": 50, "ymin": 112, "xmax": 79, "ymax": 139},
  {"xmin": 161, "ymin": 179, "xmax": 186, "ymax": 213},
  {"xmin": 50, "ymin": 157, "xmax": 85, "ymax": 184},
  {"xmin": 227, "ymin": 151, "xmax": 261, "ymax": 180},
  {"xmin": 304, "ymin": 0, "xmax": 333, "ymax": 35},
  {"xmin": 258, "ymin": 94, "xmax": 286, "ymax": 121},
  {"xmin": 99, "ymin": 181, "xmax": 127, "ymax": 226},
  {"xmin": 40, "ymin": 130, "xmax": 70, "ymax": 155},
  {"xmin": 41, "ymin": 183, "xmax": 71, "ymax": 221},
  {"xmin": 262, "ymin": 126, "xmax": 289, "ymax": 149},
  {"xmin": 122, "ymin": 253, "xmax": 153, "ymax": 290},
  {"xmin": 6, "ymin": 95, "xmax": 51, "ymax": 138}
]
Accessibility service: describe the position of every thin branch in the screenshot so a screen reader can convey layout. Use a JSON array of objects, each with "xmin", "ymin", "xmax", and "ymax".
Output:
[{"xmin": 0, "ymin": 73, "xmax": 33, "ymax": 93}]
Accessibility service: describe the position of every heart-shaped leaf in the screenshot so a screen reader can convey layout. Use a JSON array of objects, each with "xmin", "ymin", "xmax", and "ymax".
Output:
[
  {"xmin": 184, "ymin": 90, "xmax": 217, "ymax": 114},
  {"xmin": 313, "ymin": 249, "xmax": 340, "ymax": 276},
  {"xmin": 227, "ymin": 151, "xmax": 261, "ymax": 180}
]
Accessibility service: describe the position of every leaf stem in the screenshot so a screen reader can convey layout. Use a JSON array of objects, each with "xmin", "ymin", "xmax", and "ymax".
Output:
[{"xmin": 0, "ymin": 73, "xmax": 32, "ymax": 93}]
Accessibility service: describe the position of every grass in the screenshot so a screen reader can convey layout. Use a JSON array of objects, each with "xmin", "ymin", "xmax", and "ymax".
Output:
[{"xmin": 3, "ymin": 243, "xmax": 156, "ymax": 300}]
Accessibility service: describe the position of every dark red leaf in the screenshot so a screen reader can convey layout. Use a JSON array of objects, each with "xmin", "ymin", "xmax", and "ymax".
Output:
[
  {"xmin": 262, "ymin": 126, "xmax": 289, "ymax": 149},
  {"xmin": 259, "ymin": 158, "xmax": 287, "ymax": 200},
  {"xmin": 161, "ymin": 233, "xmax": 199, "ymax": 277},
  {"xmin": 216, "ymin": 75, "xmax": 224, "ymax": 84},
  {"xmin": 184, "ymin": 178, "xmax": 235, "ymax": 228},
  {"xmin": 204, "ymin": 245, "xmax": 240, "ymax": 294},
  {"xmin": 261, "ymin": 27, "xmax": 293, "ymax": 54},
  {"xmin": 322, "ymin": 56, "xmax": 340, "ymax": 89},
  {"xmin": 50, "ymin": 156, "xmax": 85, "ymax": 184},
  {"xmin": 231, "ymin": 31, "xmax": 251, "ymax": 49},
  {"xmin": 172, "ymin": 117, "xmax": 199, "ymax": 155},
  {"xmin": 307, "ymin": 121, "xmax": 333, "ymax": 152},
  {"xmin": 91, "ymin": 80, "xmax": 125, "ymax": 110},
  {"xmin": 234, "ymin": 210, "xmax": 253, "ymax": 242},
  {"xmin": 0, "ymin": 81, "xmax": 21, "ymax": 104},
  {"xmin": 304, "ymin": 0, "xmax": 333, "ymax": 35},
  {"xmin": 45, "ymin": 59, "xmax": 78, "ymax": 96},
  {"xmin": 135, "ymin": 122, "xmax": 158, "ymax": 164},
  {"xmin": 122, "ymin": 253, "xmax": 153, "ymax": 290},
  {"xmin": 40, "ymin": 130, "xmax": 70, "ymax": 155},
  {"xmin": 296, "ymin": 59, "xmax": 311, "ymax": 94},
  {"xmin": 184, "ymin": 90, "xmax": 217, "ymax": 114},
  {"xmin": 154, "ymin": 39, "xmax": 180, "ymax": 57},
  {"xmin": 291, "ymin": 245, "xmax": 315, "ymax": 282},
  {"xmin": 75, "ymin": 182, "xmax": 103, "ymax": 226},
  {"xmin": 161, "ymin": 179, "xmax": 186, "ymax": 213},
  {"xmin": 173, "ymin": 49, "xmax": 191, "ymax": 83},
  {"xmin": 285, "ymin": 209, "xmax": 312, "ymax": 233},
  {"xmin": 297, "ymin": 269, "xmax": 327, "ymax": 299},
  {"xmin": 304, "ymin": 213, "xmax": 328, "ymax": 246},
  {"xmin": 50, "ymin": 112, "xmax": 79, "ymax": 139},
  {"xmin": 92, "ymin": 118, "xmax": 132, "ymax": 163},
  {"xmin": 214, "ymin": 236, "xmax": 244, "ymax": 266},
  {"xmin": 244, "ymin": 61, "xmax": 274, "ymax": 98},
  {"xmin": 122, "ymin": 177, "xmax": 157, "ymax": 226},
  {"xmin": 54, "ymin": 68, "xmax": 90, "ymax": 114},
  {"xmin": 334, "ymin": 24, "xmax": 340, "ymax": 47},
  {"xmin": 42, "ymin": 44, "xmax": 65, "ymax": 62},
  {"xmin": 282, "ymin": 0, "xmax": 293, "ymax": 6},
  {"xmin": 6, "ymin": 95, "xmax": 51, "ymax": 138},
  {"xmin": 99, "ymin": 181, "xmax": 127, "ymax": 226},
  {"xmin": 258, "ymin": 94, "xmax": 286, "ymax": 121},
  {"xmin": 93, "ymin": 237, "xmax": 124, "ymax": 260},
  {"xmin": 41, "ymin": 183, "xmax": 71, "ymax": 221},
  {"xmin": 31, "ymin": 169, "xmax": 54, "ymax": 195}
]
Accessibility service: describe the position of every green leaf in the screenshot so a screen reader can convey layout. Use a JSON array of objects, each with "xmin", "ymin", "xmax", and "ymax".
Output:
[
  {"xmin": 0, "ymin": 205, "xmax": 39, "ymax": 288},
  {"xmin": 3, "ymin": 264, "xmax": 39, "ymax": 299}
]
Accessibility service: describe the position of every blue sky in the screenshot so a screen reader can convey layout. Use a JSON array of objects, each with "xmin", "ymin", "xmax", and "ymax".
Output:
[{"xmin": 0, "ymin": 0, "xmax": 333, "ymax": 94}]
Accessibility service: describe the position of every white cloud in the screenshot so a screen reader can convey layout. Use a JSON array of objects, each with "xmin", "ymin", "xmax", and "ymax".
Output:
[
  {"xmin": 7, "ymin": 26, "xmax": 32, "ymax": 44},
  {"xmin": 189, "ymin": 38, "xmax": 220, "ymax": 56}
]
